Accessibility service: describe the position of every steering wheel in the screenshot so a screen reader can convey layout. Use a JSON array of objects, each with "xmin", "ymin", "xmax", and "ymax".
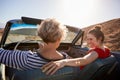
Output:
[{"xmin": 14, "ymin": 40, "xmax": 39, "ymax": 50}]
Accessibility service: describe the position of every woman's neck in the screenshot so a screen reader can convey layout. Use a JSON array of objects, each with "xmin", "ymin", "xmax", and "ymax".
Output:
[
  {"xmin": 91, "ymin": 44, "xmax": 104, "ymax": 49},
  {"xmin": 38, "ymin": 43, "xmax": 63, "ymax": 60},
  {"xmin": 39, "ymin": 43, "xmax": 56, "ymax": 53}
]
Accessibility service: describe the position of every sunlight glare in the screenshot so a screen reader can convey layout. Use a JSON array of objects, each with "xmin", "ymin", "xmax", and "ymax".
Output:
[{"xmin": 59, "ymin": 0, "xmax": 99, "ymax": 27}]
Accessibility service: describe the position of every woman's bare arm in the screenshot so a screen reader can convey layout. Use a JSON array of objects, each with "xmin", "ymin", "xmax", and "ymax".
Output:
[{"xmin": 41, "ymin": 51, "xmax": 98, "ymax": 75}]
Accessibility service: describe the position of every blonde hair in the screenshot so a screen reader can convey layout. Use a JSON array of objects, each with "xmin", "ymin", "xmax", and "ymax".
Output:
[{"xmin": 37, "ymin": 18, "xmax": 67, "ymax": 43}]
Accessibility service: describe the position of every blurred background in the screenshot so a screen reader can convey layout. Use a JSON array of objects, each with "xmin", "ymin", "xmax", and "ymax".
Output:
[{"xmin": 0, "ymin": 0, "xmax": 120, "ymax": 28}]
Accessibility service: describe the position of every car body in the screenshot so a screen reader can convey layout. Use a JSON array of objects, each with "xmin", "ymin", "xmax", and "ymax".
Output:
[{"xmin": 0, "ymin": 17, "xmax": 120, "ymax": 80}]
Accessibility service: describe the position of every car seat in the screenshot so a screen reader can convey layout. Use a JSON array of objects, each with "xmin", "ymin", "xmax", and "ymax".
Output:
[{"xmin": 78, "ymin": 55, "xmax": 116, "ymax": 80}]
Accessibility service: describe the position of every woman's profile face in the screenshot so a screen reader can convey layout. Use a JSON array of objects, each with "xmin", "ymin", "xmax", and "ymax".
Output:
[{"xmin": 86, "ymin": 33, "xmax": 100, "ymax": 48}]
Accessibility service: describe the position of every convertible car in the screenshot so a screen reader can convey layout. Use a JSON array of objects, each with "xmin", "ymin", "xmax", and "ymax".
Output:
[{"xmin": 0, "ymin": 17, "xmax": 120, "ymax": 80}]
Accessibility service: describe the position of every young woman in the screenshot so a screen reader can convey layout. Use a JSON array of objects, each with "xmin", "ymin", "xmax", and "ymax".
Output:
[
  {"xmin": 0, "ymin": 18, "xmax": 69, "ymax": 70},
  {"xmin": 41, "ymin": 26, "xmax": 111, "ymax": 75}
]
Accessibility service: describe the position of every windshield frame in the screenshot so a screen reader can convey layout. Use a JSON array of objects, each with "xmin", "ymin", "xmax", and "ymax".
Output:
[{"xmin": 0, "ymin": 17, "xmax": 81, "ymax": 47}]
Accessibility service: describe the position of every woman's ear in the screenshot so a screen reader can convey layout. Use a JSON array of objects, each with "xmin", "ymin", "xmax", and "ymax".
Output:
[{"xmin": 56, "ymin": 38, "xmax": 61, "ymax": 43}]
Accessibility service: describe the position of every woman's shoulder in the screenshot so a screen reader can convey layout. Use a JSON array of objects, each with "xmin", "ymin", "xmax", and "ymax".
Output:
[
  {"xmin": 89, "ymin": 46, "xmax": 109, "ymax": 52},
  {"xmin": 104, "ymin": 46, "xmax": 110, "ymax": 51},
  {"xmin": 90, "ymin": 47, "xmax": 110, "ymax": 58}
]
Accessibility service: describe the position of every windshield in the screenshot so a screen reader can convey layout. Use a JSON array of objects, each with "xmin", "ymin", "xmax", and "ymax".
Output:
[{"xmin": 5, "ymin": 23, "xmax": 78, "ymax": 44}]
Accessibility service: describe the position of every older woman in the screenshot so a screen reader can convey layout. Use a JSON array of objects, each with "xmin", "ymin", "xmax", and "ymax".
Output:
[
  {"xmin": 3, "ymin": 18, "xmax": 79, "ymax": 80},
  {"xmin": 0, "ymin": 18, "xmax": 69, "ymax": 70}
]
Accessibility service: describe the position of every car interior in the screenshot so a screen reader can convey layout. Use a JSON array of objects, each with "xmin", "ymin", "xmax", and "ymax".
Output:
[
  {"xmin": 78, "ymin": 55, "xmax": 117, "ymax": 80},
  {"xmin": 0, "ymin": 17, "xmax": 120, "ymax": 80}
]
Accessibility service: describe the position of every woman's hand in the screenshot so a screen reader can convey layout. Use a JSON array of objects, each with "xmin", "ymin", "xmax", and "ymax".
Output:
[{"xmin": 41, "ymin": 59, "xmax": 67, "ymax": 75}]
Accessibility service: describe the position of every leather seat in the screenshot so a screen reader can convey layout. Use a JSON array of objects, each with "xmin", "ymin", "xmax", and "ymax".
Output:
[
  {"xmin": 78, "ymin": 55, "xmax": 116, "ymax": 80},
  {"xmin": 5, "ymin": 55, "xmax": 117, "ymax": 80}
]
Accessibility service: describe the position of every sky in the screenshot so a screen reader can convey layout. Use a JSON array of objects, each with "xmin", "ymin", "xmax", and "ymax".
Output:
[{"xmin": 0, "ymin": 0, "xmax": 120, "ymax": 28}]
